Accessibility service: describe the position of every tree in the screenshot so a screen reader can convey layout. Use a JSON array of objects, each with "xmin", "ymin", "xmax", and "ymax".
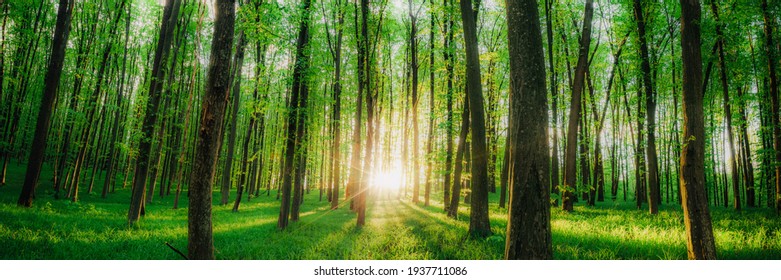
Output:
[
  {"xmin": 459, "ymin": 0, "xmax": 491, "ymax": 238},
  {"xmin": 761, "ymin": 0, "xmax": 780, "ymax": 213},
  {"xmin": 17, "ymin": 0, "xmax": 75, "ymax": 207},
  {"xmin": 278, "ymin": 0, "xmax": 313, "ymax": 229},
  {"xmin": 633, "ymin": 0, "xmax": 659, "ymax": 214},
  {"xmin": 503, "ymin": 0, "xmax": 552, "ymax": 260},
  {"xmin": 187, "ymin": 0, "xmax": 236, "ymax": 260},
  {"xmin": 562, "ymin": 0, "xmax": 594, "ymax": 212},
  {"xmin": 679, "ymin": 0, "xmax": 717, "ymax": 260},
  {"xmin": 128, "ymin": 0, "xmax": 182, "ymax": 225}
]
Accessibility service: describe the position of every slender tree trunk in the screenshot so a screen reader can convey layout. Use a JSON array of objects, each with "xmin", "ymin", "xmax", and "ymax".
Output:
[
  {"xmin": 562, "ymin": 0, "xmax": 594, "ymax": 212},
  {"xmin": 544, "ymin": 0, "xmax": 559, "ymax": 203},
  {"xmin": 424, "ymin": 6, "xmax": 436, "ymax": 207},
  {"xmin": 443, "ymin": 0, "xmax": 455, "ymax": 211},
  {"xmin": 408, "ymin": 0, "xmax": 421, "ymax": 204},
  {"xmin": 459, "ymin": 0, "xmax": 491, "ymax": 237},
  {"xmin": 278, "ymin": 0, "xmax": 312, "ymax": 229},
  {"xmin": 447, "ymin": 99, "xmax": 469, "ymax": 219},
  {"xmin": 679, "ymin": 0, "xmax": 717, "ymax": 259},
  {"xmin": 761, "ymin": 0, "xmax": 780, "ymax": 213},
  {"xmin": 634, "ymin": 0, "xmax": 659, "ymax": 214},
  {"xmin": 129, "ymin": 0, "xmax": 182, "ymax": 225},
  {"xmin": 710, "ymin": 0, "xmax": 740, "ymax": 211},
  {"xmin": 17, "ymin": 0, "xmax": 75, "ymax": 207}
]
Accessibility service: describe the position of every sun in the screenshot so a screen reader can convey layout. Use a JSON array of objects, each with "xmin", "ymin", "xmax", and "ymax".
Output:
[{"xmin": 371, "ymin": 169, "xmax": 403, "ymax": 191}]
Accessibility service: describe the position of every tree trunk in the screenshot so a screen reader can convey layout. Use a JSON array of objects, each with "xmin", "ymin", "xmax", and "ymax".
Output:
[
  {"xmin": 278, "ymin": 0, "xmax": 312, "ymax": 229},
  {"xmin": 129, "ymin": 0, "xmax": 182, "ymax": 225},
  {"xmin": 424, "ymin": 5, "xmax": 436, "ymax": 207},
  {"xmin": 447, "ymin": 99, "xmax": 469, "ymax": 219},
  {"xmin": 459, "ymin": 0, "xmax": 491, "ymax": 238},
  {"xmin": 442, "ymin": 0, "xmax": 455, "ymax": 211},
  {"xmin": 544, "ymin": 0, "xmax": 559, "ymax": 204},
  {"xmin": 710, "ymin": 0, "xmax": 740, "ymax": 211},
  {"xmin": 633, "ymin": 0, "xmax": 659, "ymax": 214},
  {"xmin": 17, "ymin": 0, "xmax": 75, "ymax": 207},
  {"xmin": 761, "ymin": 0, "xmax": 780, "ymax": 213},
  {"xmin": 562, "ymin": 0, "xmax": 594, "ymax": 212},
  {"xmin": 679, "ymin": 0, "xmax": 717, "ymax": 259},
  {"xmin": 504, "ymin": 0, "xmax": 552, "ymax": 259}
]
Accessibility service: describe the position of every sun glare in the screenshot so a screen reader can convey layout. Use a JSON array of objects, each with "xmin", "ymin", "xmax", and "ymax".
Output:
[{"xmin": 371, "ymin": 169, "xmax": 403, "ymax": 191}]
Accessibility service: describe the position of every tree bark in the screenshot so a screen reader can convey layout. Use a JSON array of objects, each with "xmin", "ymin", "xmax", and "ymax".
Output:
[
  {"xmin": 504, "ymin": 0, "xmax": 552, "ymax": 259},
  {"xmin": 186, "ymin": 0, "xmax": 235, "ymax": 260},
  {"xmin": 679, "ymin": 0, "xmax": 717, "ymax": 259}
]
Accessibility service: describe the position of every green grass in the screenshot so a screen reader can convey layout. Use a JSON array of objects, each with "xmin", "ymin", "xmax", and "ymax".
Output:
[{"xmin": 0, "ymin": 162, "xmax": 779, "ymax": 259}]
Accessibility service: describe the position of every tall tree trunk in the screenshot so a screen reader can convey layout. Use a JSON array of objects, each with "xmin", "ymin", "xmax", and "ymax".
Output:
[
  {"xmin": 17, "ymin": 0, "xmax": 75, "ymax": 207},
  {"xmin": 278, "ymin": 0, "xmax": 312, "ymax": 229},
  {"xmin": 459, "ymin": 0, "xmax": 491, "ymax": 238},
  {"xmin": 447, "ymin": 99, "xmax": 469, "ymax": 218},
  {"xmin": 710, "ymin": 0, "xmax": 740, "ymax": 211},
  {"xmin": 761, "ymin": 0, "xmax": 780, "ymax": 213},
  {"xmin": 504, "ymin": 0, "xmax": 552, "ymax": 259},
  {"xmin": 230, "ymin": 30, "xmax": 249, "ymax": 211},
  {"xmin": 128, "ymin": 0, "xmax": 182, "ymax": 225},
  {"xmin": 562, "ymin": 0, "xmax": 594, "ymax": 212},
  {"xmin": 409, "ymin": 0, "xmax": 421, "ymax": 204},
  {"xmin": 544, "ymin": 0, "xmax": 559, "ymax": 203},
  {"xmin": 679, "ymin": 0, "xmax": 717, "ymax": 259},
  {"xmin": 188, "ymin": 0, "xmax": 235, "ymax": 259},
  {"xmin": 634, "ymin": 0, "xmax": 659, "ymax": 214},
  {"xmin": 424, "ymin": 5, "xmax": 436, "ymax": 207},
  {"xmin": 443, "ymin": 0, "xmax": 455, "ymax": 211},
  {"xmin": 736, "ymin": 87, "xmax": 755, "ymax": 207},
  {"xmin": 355, "ymin": 0, "xmax": 370, "ymax": 227},
  {"xmin": 328, "ymin": 0, "xmax": 345, "ymax": 210}
]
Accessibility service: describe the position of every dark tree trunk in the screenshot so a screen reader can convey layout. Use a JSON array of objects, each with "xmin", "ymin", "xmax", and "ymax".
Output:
[
  {"xmin": 230, "ymin": 30, "xmax": 248, "ymax": 211},
  {"xmin": 544, "ymin": 0, "xmax": 559, "ymax": 204},
  {"xmin": 459, "ymin": 0, "xmax": 491, "ymax": 237},
  {"xmin": 424, "ymin": 5, "xmax": 436, "ymax": 207},
  {"xmin": 408, "ymin": 0, "xmax": 421, "ymax": 204},
  {"xmin": 562, "ymin": 0, "xmax": 594, "ymax": 212},
  {"xmin": 278, "ymin": 0, "xmax": 312, "ymax": 229},
  {"xmin": 761, "ymin": 0, "xmax": 780, "ymax": 213},
  {"xmin": 442, "ymin": 0, "xmax": 455, "ymax": 212},
  {"xmin": 633, "ymin": 0, "xmax": 659, "ymax": 214},
  {"xmin": 328, "ymin": 0, "xmax": 345, "ymax": 210},
  {"xmin": 17, "ymin": 0, "xmax": 75, "ymax": 207},
  {"xmin": 447, "ymin": 99, "xmax": 469, "ymax": 219},
  {"xmin": 679, "ymin": 0, "xmax": 717, "ymax": 259},
  {"xmin": 129, "ymin": 0, "xmax": 182, "ymax": 225},
  {"xmin": 504, "ymin": 0, "xmax": 552, "ymax": 259},
  {"xmin": 355, "ymin": 0, "xmax": 370, "ymax": 227},
  {"xmin": 710, "ymin": 0, "xmax": 740, "ymax": 211}
]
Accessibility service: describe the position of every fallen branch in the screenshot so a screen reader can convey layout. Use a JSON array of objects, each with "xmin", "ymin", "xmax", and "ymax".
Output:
[{"xmin": 165, "ymin": 242, "xmax": 188, "ymax": 260}]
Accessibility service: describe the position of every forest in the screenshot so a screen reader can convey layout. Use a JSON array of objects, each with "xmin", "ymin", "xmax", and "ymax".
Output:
[{"xmin": 0, "ymin": 0, "xmax": 780, "ymax": 260}]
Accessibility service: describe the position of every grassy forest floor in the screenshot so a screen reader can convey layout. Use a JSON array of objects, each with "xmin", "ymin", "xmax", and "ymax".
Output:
[{"xmin": 1, "ymin": 162, "xmax": 780, "ymax": 260}]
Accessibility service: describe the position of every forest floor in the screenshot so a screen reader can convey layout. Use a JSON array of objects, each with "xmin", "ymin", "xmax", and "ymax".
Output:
[{"xmin": 0, "ymin": 162, "xmax": 780, "ymax": 259}]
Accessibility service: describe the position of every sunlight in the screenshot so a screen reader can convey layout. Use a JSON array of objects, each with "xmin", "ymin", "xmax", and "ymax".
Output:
[{"xmin": 371, "ymin": 169, "xmax": 403, "ymax": 192}]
